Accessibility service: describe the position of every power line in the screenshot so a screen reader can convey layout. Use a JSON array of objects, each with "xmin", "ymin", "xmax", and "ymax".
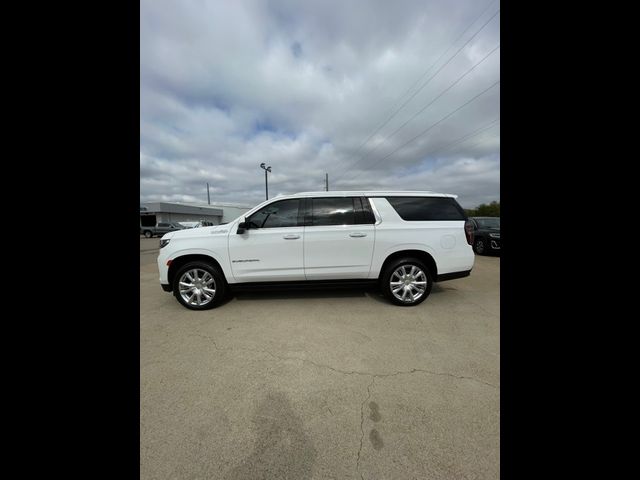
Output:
[
  {"xmin": 349, "ymin": 0, "xmax": 499, "ymax": 159},
  {"xmin": 341, "ymin": 80, "xmax": 500, "ymax": 184},
  {"xmin": 382, "ymin": 0, "xmax": 499, "ymax": 116},
  {"xmin": 458, "ymin": 132, "xmax": 500, "ymax": 154},
  {"xmin": 392, "ymin": 129, "xmax": 500, "ymax": 182},
  {"xmin": 428, "ymin": 118, "xmax": 500, "ymax": 156},
  {"xmin": 345, "ymin": 6, "xmax": 501, "ymax": 166},
  {"xmin": 336, "ymin": 43, "xmax": 500, "ymax": 181}
]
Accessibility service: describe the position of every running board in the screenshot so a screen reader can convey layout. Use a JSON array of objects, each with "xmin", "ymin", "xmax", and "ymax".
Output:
[{"xmin": 229, "ymin": 279, "xmax": 379, "ymax": 292}]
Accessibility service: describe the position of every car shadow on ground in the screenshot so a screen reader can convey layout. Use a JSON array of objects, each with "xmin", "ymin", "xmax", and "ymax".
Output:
[
  {"xmin": 364, "ymin": 283, "xmax": 451, "ymax": 304},
  {"xmin": 232, "ymin": 287, "xmax": 370, "ymax": 301},
  {"xmin": 230, "ymin": 283, "xmax": 452, "ymax": 303}
]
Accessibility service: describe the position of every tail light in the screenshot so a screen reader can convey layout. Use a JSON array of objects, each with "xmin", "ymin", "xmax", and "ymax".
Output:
[{"xmin": 464, "ymin": 220, "xmax": 474, "ymax": 246}]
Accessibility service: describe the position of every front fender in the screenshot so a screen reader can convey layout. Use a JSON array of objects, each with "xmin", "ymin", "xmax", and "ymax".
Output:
[{"xmin": 167, "ymin": 248, "xmax": 233, "ymax": 283}]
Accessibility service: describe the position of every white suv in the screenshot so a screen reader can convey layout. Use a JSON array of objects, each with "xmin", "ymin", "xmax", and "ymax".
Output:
[{"xmin": 157, "ymin": 191, "xmax": 475, "ymax": 310}]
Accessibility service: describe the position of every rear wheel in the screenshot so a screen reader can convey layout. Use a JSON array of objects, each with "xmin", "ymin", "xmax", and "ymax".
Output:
[
  {"xmin": 381, "ymin": 258, "xmax": 433, "ymax": 306},
  {"xmin": 172, "ymin": 261, "xmax": 227, "ymax": 310},
  {"xmin": 144, "ymin": 230, "xmax": 153, "ymax": 238},
  {"xmin": 474, "ymin": 238, "xmax": 486, "ymax": 255}
]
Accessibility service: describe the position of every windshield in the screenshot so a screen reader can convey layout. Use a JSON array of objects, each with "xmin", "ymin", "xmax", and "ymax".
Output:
[{"xmin": 476, "ymin": 218, "xmax": 500, "ymax": 228}]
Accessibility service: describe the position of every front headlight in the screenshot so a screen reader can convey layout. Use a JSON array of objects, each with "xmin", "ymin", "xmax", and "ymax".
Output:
[
  {"xmin": 159, "ymin": 239, "xmax": 171, "ymax": 248},
  {"xmin": 489, "ymin": 233, "xmax": 500, "ymax": 238}
]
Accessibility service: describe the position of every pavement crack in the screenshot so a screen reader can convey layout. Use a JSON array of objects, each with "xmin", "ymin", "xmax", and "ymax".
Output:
[
  {"xmin": 188, "ymin": 335, "xmax": 498, "ymax": 389},
  {"xmin": 188, "ymin": 334, "xmax": 221, "ymax": 350},
  {"xmin": 290, "ymin": 357, "xmax": 499, "ymax": 389},
  {"xmin": 357, "ymin": 377, "xmax": 375, "ymax": 479},
  {"xmin": 381, "ymin": 368, "xmax": 499, "ymax": 389}
]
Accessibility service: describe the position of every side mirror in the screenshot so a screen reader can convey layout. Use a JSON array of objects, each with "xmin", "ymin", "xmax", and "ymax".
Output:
[{"xmin": 237, "ymin": 219, "xmax": 248, "ymax": 234}]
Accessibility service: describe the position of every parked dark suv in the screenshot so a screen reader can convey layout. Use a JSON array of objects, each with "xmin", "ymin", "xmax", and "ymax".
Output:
[{"xmin": 469, "ymin": 217, "xmax": 500, "ymax": 255}]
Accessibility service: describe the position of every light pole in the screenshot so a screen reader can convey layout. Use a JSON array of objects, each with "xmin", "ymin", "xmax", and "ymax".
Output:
[{"xmin": 260, "ymin": 163, "xmax": 272, "ymax": 200}]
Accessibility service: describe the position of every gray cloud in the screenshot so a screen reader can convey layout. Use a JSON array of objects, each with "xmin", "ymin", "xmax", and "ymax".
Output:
[{"xmin": 141, "ymin": 0, "xmax": 500, "ymax": 208}]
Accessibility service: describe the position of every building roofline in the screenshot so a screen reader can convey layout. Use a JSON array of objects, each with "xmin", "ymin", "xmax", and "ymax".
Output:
[{"xmin": 141, "ymin": 201, "xmax": 252, "ymax": 208}]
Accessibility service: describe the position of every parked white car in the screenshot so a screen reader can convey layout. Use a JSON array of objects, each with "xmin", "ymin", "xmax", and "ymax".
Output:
[
  {"xmin": 177, "ymin": 221, "xmax": 200, "ymax": 229},
  {"xmin": 157, "ymin": 191, "xmax": 475, "ymax": 310}
]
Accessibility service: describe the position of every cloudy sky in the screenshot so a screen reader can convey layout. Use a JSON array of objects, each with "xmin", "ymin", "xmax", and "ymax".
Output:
[{"xmin": 140, "ymin": 0, "xmax": 500, "ymax": 208}]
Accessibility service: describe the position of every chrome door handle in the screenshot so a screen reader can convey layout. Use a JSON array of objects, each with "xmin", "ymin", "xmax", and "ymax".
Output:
[
  {"xmin": 349, "ymin": 232, "xmax": 367, "ymax": 237},
  {"xmin": 283, "ymin": 234, "xmax": 300, "ymax": 240}
]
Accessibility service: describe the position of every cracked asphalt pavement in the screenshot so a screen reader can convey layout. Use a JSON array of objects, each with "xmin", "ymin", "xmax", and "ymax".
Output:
[{"xmin": 140, "ymin": 237, "xmax": 500, "ymax": 479}]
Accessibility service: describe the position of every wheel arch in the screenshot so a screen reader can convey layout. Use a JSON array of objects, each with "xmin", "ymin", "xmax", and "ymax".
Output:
[
  {"xmin": 378, "ymin": 249, "xmax": 438, "ymax": 280},
  {"xmin": 167, "ymin": 254, "xmax": 229, "ymax": 287}
]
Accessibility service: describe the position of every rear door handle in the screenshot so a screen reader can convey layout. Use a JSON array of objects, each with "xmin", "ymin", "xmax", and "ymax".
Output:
[
  {"xmin": 283, "ymin": 234, "xmax": 300, "ymax": 240},
  {"xmin": 349, "ymin": 232, "xmax": 367, "ymax": 238}
]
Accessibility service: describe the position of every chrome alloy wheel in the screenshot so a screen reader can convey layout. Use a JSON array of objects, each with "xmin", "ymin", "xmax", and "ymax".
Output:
[
  {"xmin": 178, "ymin": 268, "xmax": 216, "ymax": 306},
  {"xmin": 390, "ymin": 265, "xmax": 428, "ymax": 303}
]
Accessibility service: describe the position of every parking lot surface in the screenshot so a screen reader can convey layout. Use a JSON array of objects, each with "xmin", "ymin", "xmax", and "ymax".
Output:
[{"xmin": 140, "ymin": 237, "xmax": 500, "ymax": 479}]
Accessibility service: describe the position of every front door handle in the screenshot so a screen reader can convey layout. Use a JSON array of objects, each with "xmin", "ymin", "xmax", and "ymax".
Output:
[
  {"xmin": 283, "ymin": 234, "xmax": 300, "ymax": 240},
  {"xmin": 349, "ymin": 232, "xmax": 367, "ymax": 238}
]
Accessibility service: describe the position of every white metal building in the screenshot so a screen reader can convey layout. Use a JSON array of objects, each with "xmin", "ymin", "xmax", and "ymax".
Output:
[{"xmin": 140, "ymin": 202, "xmax": 251, "ymax": 227}]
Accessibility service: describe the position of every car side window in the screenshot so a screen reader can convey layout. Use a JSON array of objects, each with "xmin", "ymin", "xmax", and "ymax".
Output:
[
  {"xmin": 158, "ymin": 223, "xmax": 169, "ymax": 227},
  {"xmin": 355, "ymin": 197, "xmax": 376, "ymax": 224},
  {"xmin": 247, "ymin": 199, "xmax": 300, "ymax": 228},
  {"xmin": 311, "ymin": 197, "xmax": 356, "ymax": 226},
  {"xmin": 385, "ymin": 197, "xmax": 466, "ymax": 221}
]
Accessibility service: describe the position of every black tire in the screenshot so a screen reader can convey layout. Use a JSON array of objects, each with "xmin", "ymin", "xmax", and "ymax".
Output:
[
  {"xmin": 172, "ymin": 261, "xmax": 227, "ymax": 310},
  {"xmin": 144, "ymin": 230, "xmax": 153, "ymax": 238},
  {"xmin": 474, "ymin": 237, "xmax": 486, "ymax": 255},
  {"xmin": 380, "ymin": 257, "xmax": 433, "ymax": 307}
]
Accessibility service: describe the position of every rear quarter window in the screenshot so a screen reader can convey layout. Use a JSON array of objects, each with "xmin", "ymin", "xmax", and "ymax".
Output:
[{"xmin": 385, "ymin": 197, "xmax": 466, "ymax": 221}]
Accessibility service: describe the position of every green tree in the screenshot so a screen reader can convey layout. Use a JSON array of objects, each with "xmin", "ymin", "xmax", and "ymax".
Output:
[
  {"xmin": 475, "ymin": 201, "xmax": 500, "ymax": 217},
  {"xmin": 466, "ymin": 201, "xmax": 500, "ymax": 217}
]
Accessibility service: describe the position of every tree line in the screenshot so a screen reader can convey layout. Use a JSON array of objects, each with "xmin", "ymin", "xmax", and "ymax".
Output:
[{"xmin": 464, "ymin": 201, "xmax": 500, "ymax": 217}]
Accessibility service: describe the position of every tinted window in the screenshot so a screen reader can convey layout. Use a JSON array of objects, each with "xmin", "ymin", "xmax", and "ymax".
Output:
[
  {"xmin": 476, "ymin": 218, "xmax": 500, "ymax": 228},
  {"xmin": 312, "ymin": 197, "xmax": 356, "ymax": 226},
  {"xmin": 158, "ymin": 223, "xmax": 170, "ymax": 227},
  {"xmin": 386, "ymin": 197, "xmax": 465, "ymax": 221},
  {"xmin": 357, "ymin": 198, "xmax": 376, "ymax": 224},
  {"xmin": 247, "ymin": 199, "xmax": 300, "ymax": 228}
]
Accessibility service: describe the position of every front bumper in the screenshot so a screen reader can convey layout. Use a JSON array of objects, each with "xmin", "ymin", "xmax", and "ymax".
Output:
[
  {"xmin": 157, "ymin": 248, "xmax": 170, "ymax": 285},
  {"xmin": 161, "ymin": 283, "xmax": 172, "ymax": 292}
]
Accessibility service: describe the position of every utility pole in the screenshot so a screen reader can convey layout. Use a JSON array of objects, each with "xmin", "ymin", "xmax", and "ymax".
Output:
[
  {"xmin": 206, "ymin": 182, "xmax": 211, "ymax": 205},
  {"xmin": 325, "ymin": 173, "xmax": 329, "ymax": 191},
  {"xmin": 260, "ymin": 163, "xmax": 272, "ymax": 200}
]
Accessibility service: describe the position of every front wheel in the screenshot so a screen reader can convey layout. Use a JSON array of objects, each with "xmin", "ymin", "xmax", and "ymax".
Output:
[
  {"xmin": 381, "ymin": 258, "xmax": 433, "ymax": 307},
  {"xmin": 172, "ymin": 261, "xmax": 227, "ymax": 310},
  {"xmin": 474, "ymin": 238, "xmax": 486, "ymax": 255}
]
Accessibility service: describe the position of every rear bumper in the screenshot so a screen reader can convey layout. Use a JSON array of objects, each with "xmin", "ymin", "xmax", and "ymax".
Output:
[{"xmin": 436, "ymin": 270, "xmax": 471, "ymax": 282}]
